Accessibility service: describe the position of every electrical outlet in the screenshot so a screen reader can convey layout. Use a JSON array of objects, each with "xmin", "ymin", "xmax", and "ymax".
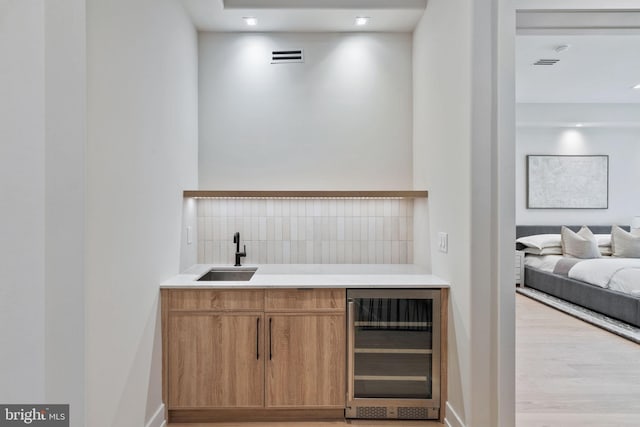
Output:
[{"xmin": 438, "ymin": 232, "xmax": 448, "ymax": 253}]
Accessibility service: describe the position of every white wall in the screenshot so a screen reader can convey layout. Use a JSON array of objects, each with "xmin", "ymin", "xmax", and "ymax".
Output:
[
  {"xmin": 43, "ymin": 0, "xmax": 87, "ymax": 424},
  {"xmin": 517, "ymin": 104, "xmax": 640, "ymax": 225},
  {"xmin": 0, "ymin": 0, "xmax": 46, "ymax": 403},
  {"xmin": 86, "ymin": 0, "xmax": 198, "ymax": 425},
  {"xmin": 198, "ymin": 32, "xmax": 413, "ymax": 190},
  {"xmin": 414, "ymin": 0, "xmax": 515, "ymax": 426}
]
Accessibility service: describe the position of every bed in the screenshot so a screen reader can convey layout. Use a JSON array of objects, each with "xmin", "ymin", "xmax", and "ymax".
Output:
[{"xmin": 517, "ymin": 225, "xmax": 640, "ymax": 328}]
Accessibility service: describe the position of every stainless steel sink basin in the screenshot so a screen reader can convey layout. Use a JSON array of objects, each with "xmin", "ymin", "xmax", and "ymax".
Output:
[{"xmin": 197, "ymin": 267, "xmax": 257, "ymax": 282}]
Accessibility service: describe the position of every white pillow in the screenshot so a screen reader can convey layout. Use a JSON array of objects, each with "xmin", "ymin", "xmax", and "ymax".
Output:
[
  {"xmin": 523, "ymin": 247, "xmax": 563, "ymax": 255},
  {"xmin": 595, "ymin": 234, "xmax": 612, "ymax": 247},
  {"xmin": 516, "ymin": 234, "xmax": 561, "ymax": 250},
  {"xmin": 561, "ymin": 226, "xmax": 601, "ymax": 259},
  {"xmin": 611, "ymin": 225, "xmax": 640, "ymax": 258}
]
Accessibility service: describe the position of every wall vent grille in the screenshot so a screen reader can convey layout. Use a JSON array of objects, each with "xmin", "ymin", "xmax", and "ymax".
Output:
[
  {"xmin": 533, "ymin": 58, "xmax": 560, "ymax": 66},
  {"xmin": 272, "ymin": 49, "xmax": 304, "ymax": 64}
]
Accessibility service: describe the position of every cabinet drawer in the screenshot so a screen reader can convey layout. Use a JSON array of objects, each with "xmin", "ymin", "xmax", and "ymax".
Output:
[
  {"xmin": 168, "ymin": 289, "xmax": 264, "ymax": 311},
  {"xmin": 265, "ymin": 289, "xmax": 345, "ymax": 312}
]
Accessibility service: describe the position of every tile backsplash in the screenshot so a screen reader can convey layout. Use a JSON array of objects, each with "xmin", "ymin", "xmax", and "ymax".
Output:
[{"xmin": 197, "ymin": 199, "xmax": 413, "ymax": 264}]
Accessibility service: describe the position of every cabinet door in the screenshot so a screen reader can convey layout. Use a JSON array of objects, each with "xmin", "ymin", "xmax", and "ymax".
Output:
[
  {"xmin": 168, "ymin": 313, "xmax": 264, "ymax": 408},
  {"xmin": 266, "ymin": 314, "xmax": 345, "ymax": 408}
]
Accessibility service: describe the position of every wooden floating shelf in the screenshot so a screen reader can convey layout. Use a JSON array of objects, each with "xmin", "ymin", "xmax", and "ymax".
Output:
[{"xmin": 183, "ymin": 190, "xmax": 428, "ymax": 199}]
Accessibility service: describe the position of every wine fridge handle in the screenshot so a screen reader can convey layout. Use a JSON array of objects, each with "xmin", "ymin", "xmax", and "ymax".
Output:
[{"xmin": 347, "ymin": 300, "xmax": 355, "ymax": 404}]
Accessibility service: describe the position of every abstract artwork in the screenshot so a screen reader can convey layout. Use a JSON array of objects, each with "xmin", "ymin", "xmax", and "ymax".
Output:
[{"xmin": 527, "ymin": 155, "xmax": 608, "ymax": 209}]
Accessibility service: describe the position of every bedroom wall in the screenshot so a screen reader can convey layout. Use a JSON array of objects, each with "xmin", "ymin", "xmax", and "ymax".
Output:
[{"xmin": 516, "ymin": 104, "xmax": 640, "ymax": 226}]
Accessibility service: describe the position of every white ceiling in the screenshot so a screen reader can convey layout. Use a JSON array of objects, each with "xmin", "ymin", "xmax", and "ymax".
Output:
[
  {"xmin": 180, "ymin": 0, "xmax": 426, "ymax": 32},
  {"xmin": 516, "ymin": 35, "xmax": 640, "ymax": 103}
]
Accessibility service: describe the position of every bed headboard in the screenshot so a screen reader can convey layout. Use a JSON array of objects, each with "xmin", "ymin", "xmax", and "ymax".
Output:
[{"xmin": 516, "ymin": 225, "xmax": 629, "ymax": 239}]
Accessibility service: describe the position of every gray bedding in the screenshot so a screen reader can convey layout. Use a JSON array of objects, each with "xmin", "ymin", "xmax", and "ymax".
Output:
[{"xmin": 517, "ymin": 225, "xmax": 640, "ymax": 328}]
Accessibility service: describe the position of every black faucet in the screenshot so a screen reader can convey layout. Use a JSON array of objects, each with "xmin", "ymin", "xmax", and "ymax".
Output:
[{"xmin": 233, "ymin": 232, "xmax": 246, "ymax": 267}]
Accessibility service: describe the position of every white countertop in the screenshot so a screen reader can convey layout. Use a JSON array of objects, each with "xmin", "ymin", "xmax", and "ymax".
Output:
[{"xmin": 161, "ymin": 264, "xmax": 449, "ymax": 289}]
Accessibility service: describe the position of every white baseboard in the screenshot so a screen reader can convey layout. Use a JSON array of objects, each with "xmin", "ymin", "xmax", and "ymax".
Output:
[
  {"xmin": 145, "ymin": 404, "xmax": 166, "ymax": 427},
  {"xmin": 444, "ymin": 401, "xmax": 466, "ymax": 427}
]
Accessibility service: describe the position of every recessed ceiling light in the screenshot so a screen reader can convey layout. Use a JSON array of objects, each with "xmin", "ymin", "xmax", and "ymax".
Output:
[
  {"xmin": 355, "ymin": 17, "xmax": 370, "ymax": 26},
  {"xmin": 243, "ymin": 17, "xmax": 257, "ymax": 26},
  {"xmin": 575, "ymin": 123, "xmax": 583, "ymax": 128},
  {"xmin": 633, "ymin": 83, "xmax": 640, "ymax": 90}
]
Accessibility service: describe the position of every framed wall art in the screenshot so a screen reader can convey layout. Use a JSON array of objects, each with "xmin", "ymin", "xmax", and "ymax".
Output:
[{"xmin": 527, "ymin": 155, "xmax": 609, "ymax": 209}]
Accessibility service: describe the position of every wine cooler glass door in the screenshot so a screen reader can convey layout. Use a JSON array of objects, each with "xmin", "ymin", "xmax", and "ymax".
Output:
[{"xmin": 347, "ymin": 289, "xmax": 441, "ymax": 407}]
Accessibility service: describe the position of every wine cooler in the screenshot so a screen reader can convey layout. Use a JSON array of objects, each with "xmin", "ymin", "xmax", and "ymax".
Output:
[{"xmin": 346, "ymin": 289, "xmax": 443, "ymax": 420}]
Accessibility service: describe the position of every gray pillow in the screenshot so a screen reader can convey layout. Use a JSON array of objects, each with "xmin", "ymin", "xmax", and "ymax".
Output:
[
  {"xmin": 561, "ymin": 226, "xmax": 601, "ymax": 259},
  {"xmin": 611, "ymin": 225, "xmax": 640, "ymax": 258}
]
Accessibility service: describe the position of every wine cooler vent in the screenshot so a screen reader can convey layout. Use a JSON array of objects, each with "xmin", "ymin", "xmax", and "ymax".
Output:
[{"xmin": 356, "ymin": 406, "xmax": 387, "ymax": 419}]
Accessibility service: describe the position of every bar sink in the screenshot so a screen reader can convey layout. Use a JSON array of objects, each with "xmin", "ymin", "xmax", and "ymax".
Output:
[{"xmin": 197, "ymin": 267, "xmax": 257, "ymax": 282}]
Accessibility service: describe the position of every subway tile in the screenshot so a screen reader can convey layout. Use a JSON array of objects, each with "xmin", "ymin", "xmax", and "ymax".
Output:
[
  {"xmin": 344, "ymin": 241, "xmax": 353, "ymax": 264},
  {"xmin": 290, "ymin": 217, "xmax": 298, "ymax": 241},
  {"xmin": 375, "ymin": 217, "xmax": 384, "ymax": 241},
  {"xmin": 267, "ymin": 241, "xmax": 275, "ymax": 264},
  {"xmin": 383, "ymin": 241, "xmax": 392, "ymax": 264},
  {"xmin": 391, "ymin": 241, "xmax": 400, "ymax": 264},
  {"xmin": 344, "ymin": 200, "xmax": 353, "ymax": 217},
  {"xmin": 384, "ymin": 200, "xmax": 392, "ymax": 217},
  {"xmin": 368, "ymin": 217, "xmax": 376, "ymax": 241},
  {"xmin": 399, "ymin": 217, "xmax": 408, "ymax": 241},
  {"xmin": 321, "ymin": 242, "xmax": 330, "ymax": 263},
  {"xmin": 376, "ymin": 241, "xmax": 385, "ymax": 264},
  {"xmin": 353, "ymin": 242, "xmax": 361, "ymax": 263},
  {"xmin": 399, "ymin": 200, "xmax": 407, "ymax": 217},
  {"xmin": 344, "ymin": 217, "xmax": 353, "ymax": 241},
  {"xmin": 336, "ymin": 200, "xmax": 345, "ymax": 216},
  {"xmin": 328, "ymin": 200, "xmax": 337, "ymax": 216},
  {"xmin": 266, "ymin": 199, "xmax": 274, "ymax": 217},
  {"xmin": 267, "ymin": 217, "xmax": 275, "ymax": 241},
  {"xmin": 314, "ymin": 217, "xmax": 322, "ymax": 242},
  {"xmin": 375, "ymin": 200, "xmax": 384, "ymax": 216},
  {"xmin": 337, "ymin": 217, "xmax": 345, "ymax": 241},
  {"xmin": 399, "ymin": 241, "xmax": 408, "ymax": 264},
  {"xmin": 312, "ymin": 241, "xmax": 322, "ymax": 263},
  {"xmin": 329, "ymin": 241, "xmax": 337, "ymax": 264},
  {"xmin": 407, "ymin": 200, "xmax": 414, "ymax": 217},
  {"xmin": 282, "ymin": 241, "xmax": 291, "ymax": 263},
  {"xmin": 407, "ymin": 216, "xmax": 414, "ymax": 241},
  {"xmin": 383, "ymin": 217, "xmax": 391, "ymax": 241},
  {"xmin": 352, "ymin": 217, "xmax": 361, "ymax": 241},
  {"xmin": 352, "ymin": 200, "xmax": 360, "ymax": 216},
  {"xmin": 314, "ymin": 200, "xmax": 323, "ymax": 217},
  {"xmin": 337, "ymin": 241, "xmax": 345, "ymax": 264},
  {"xmin": 329, "ymin": 217, "xmax": 337, "ymax": 241},
  {"xmin": 391, "ymin": 200, "xmax": 399, "ymax": 216},
  {"xmin": 243, "ymin": 217, "xmax": 252, "ymax": 240},
  {"xmin": 282, "ymin": 217, "xmax": 290, "ymax": 241},
  {"xmin": 274, "ymin": 217, "xmax": 283, "ymax": 241},
  {"xmin": 276, "ymin": 200, "xmax": 284, "ymax": 217},
  {"xmin": 368, "ymin": 241, "xmax": 376, "ymax": 264},
  {"xmin": 219, "ymin": 200, "xmax": 228, "ymax": 217},
  {"xmin": 259, "ymin": 217, "xmax": 267, "ymax": 241},
  {"xmin": 320, "ymin": 217, "xmax": 329, "ymax": 241},
  {"xmin": 305, "ymin": 217, "xmax": 314, "ymax": 241},
  {"xmin": 390, "ymin": 217, "xmax": 399, "ymax": 241},
  {"xmin": 258, "ymin": 241, "xmax": 268, "ymax": 264}
]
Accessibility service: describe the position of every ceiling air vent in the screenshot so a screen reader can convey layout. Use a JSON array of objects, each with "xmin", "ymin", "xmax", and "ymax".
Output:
[
  {"xmin": 272, "ymin": 49, "xmax": 304, "ymax": 64},
  {"xmin": 533, "ymin": 59, "xmax": 560, "ymax": 66}
]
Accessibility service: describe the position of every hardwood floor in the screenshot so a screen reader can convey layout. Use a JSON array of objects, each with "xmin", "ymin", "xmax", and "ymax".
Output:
[
  {"xmin": 516, "ymin": 293, "xmax": 640, "ymax": 427},
  {"xmin": 168, "ymin": 422, "xmax": 442, "ymax": 427}
]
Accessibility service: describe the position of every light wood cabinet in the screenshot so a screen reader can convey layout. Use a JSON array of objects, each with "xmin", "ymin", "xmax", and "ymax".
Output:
[
  {"xmin": 167, "ymin": 312, "xmax": 263, "ymax": 408},
  {"xmin": 266, "ymin": 313, "xmax": 345, "ymax": 408},
  {"xmin": 162, "ymin": 288, "xmax": 346, "ymax": 423}
]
